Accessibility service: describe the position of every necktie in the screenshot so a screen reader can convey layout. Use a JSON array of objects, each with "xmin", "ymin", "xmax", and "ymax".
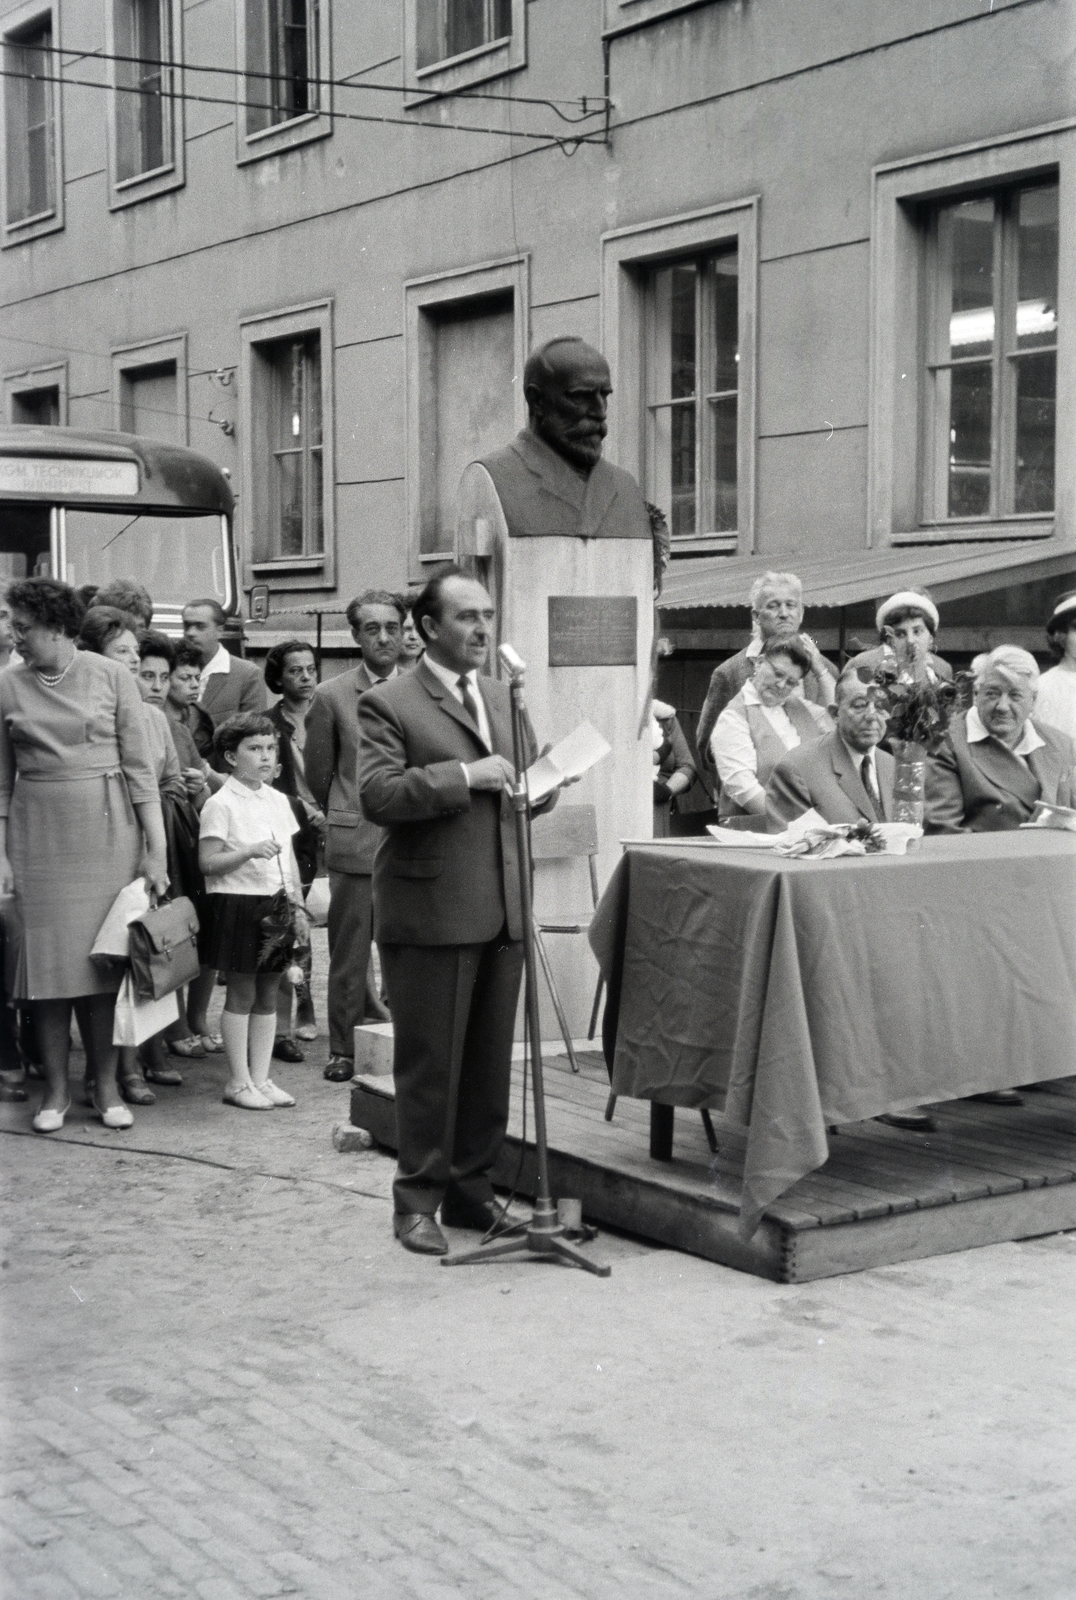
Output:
[
  {"xmin": 457, "ymin": 675, "xmax": 482, "ymax": 733},
  {"xmin": 860, "ymin": 754, "xmax": 881, "ymax": 819}
]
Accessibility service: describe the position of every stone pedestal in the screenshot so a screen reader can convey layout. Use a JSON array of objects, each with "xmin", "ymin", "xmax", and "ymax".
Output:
[{"xmin": 459, "ymin": 477, "xmax": 653, "ymax": 1040}]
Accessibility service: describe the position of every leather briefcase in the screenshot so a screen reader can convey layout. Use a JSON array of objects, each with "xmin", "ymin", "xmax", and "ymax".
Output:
[{"xmin": 128, "ymin": 896, "xmax": 201, "ymax": 1001}]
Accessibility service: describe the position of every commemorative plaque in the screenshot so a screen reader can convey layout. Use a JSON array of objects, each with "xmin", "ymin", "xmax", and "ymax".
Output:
[{"xmin": 547, "ymin": 596, "xmax": 638, "ymax": 667}]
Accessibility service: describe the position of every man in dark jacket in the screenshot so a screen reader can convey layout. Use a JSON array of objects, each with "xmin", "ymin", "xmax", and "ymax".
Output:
[
  {"xmin": 306, "ymin": 591, "xmax": 404, "ymax": 1079},
  {"xmin": 358, "ymin": 569, "xmax": 558, "ymax": 1256}
]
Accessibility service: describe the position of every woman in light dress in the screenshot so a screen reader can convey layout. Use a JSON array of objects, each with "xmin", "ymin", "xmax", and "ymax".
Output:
[
  {"xmin": 0, "ymin": 580, "xmax": 167, "ymax": 1133},
  {"xmin": 1036, "ymin": 590, "xmax": 1076, "ymax": 744}
]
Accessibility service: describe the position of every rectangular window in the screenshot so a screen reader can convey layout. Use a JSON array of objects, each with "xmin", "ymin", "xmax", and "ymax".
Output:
[
  {"xmin": 263, "ymin": 333, "xmax": 324, "ymax": 560},
  {"xmin": 4, "ymin": 16, "xmax": 55, "ymax": 224},
  {"xmin": 246, "ymin": 0, "xmax": 319, "ymax": 137},
  {"xmin": 924, "ymin": 178, "xmax": 1058, "ymax": 522},
  {"xmin": 645, "ymin": 249, "xmax": 739, "ymax": 544},
  {"xmin": 417, "ymin": 0, "xmax": 511, "ymax": 69},
  {"xmin": 114, "ymin": 0, "xmax": 172, "ymax": 183},
  {"xmin": 11, "ymin": 384, "xmax": 59, "ymax": 424}
]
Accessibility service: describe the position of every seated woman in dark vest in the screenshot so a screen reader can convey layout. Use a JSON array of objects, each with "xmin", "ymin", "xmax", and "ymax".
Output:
[{"xmin": 711, "ymin": 636, "xmax": 829, "ymax": 818}]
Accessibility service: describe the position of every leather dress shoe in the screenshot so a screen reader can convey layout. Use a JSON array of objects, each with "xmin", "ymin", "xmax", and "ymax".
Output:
[
  {"xmin": 875, "ymin": 1107, "xmax": 936, "ymax": 1132},
  {"xmin": 970, "ymin": 1089, "xmax": 1024, "ymax": 1106},
  {"xmin": 393, "ymin": 1212, "xmax": 448, "ymax": 1255},
  {"xmin": 272, "ymin": 1036, "xmax": 305, "ymax": 1064},
  {"xmin": 323, "ymin": 1056, "xmax": 354, "ymax": 1082},
  {"xmin": 440, "ymin": 1195, "xmax": 521, "ymax": 1236}
]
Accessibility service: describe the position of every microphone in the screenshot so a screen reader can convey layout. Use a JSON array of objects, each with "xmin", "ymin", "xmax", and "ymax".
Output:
[{"xmin": 498, "ymin": 643, "xmax": 527, "ymax": 680}]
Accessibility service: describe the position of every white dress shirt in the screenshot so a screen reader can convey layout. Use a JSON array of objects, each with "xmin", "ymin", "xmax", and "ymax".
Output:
[
  {"xmin": 966, "ymin": 704, "xmax": 1046, "ymax": 769},
  {"xmin": 422, "ymin": 656, "xmax": 492, "ymax": 785},
  {"xmin": 198, "ymin": 642, "xmax": 232, "ymax": 702},
  {"xmin": 840, "ymin": 736, "xmax": 882, "ymax": 806},
  {"xmin": 712, "ymin": 680, "xmax": 827, "ymax": 811}
]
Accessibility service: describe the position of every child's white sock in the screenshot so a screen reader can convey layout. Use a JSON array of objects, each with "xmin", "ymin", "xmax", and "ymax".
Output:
[
  {"xmin": 248, "ymin": 1011, "xmax": 277, "ymax": 1089},
  {"xmin": 220, "ymin": 1010, "xmax": 251, "ymax": 1087}
]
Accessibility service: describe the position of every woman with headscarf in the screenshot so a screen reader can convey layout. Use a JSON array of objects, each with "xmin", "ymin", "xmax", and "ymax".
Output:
[{"xmin": 0, "ymin": 579, "xmax": 167, "ymax": 1132}]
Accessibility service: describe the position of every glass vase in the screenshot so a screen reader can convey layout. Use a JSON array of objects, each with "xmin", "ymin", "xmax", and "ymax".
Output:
[{"xmin": 890, "ymin": 739, "xmax": 927, "ymax": 825}]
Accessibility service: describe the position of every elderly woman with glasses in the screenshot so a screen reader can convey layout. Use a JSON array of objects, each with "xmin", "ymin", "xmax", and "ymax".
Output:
[
  {"xmin": 711, "ymin": 635, "xmax": 830, "ymax": 818},
  {"xmin": 925, "ymin": 645, "xmax": 1075, "ymax": 834}
]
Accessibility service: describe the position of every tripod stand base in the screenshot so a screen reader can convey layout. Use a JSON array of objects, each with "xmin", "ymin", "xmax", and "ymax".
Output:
[{"xmin": 441, "ymin": 1207, "xmax": 611, "ymax": 1276}]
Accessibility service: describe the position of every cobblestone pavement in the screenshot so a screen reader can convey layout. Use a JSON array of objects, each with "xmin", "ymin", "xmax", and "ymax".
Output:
[{"xmin": 3, "ymin": 938, "xmax": 1076, "ymax": 1599}]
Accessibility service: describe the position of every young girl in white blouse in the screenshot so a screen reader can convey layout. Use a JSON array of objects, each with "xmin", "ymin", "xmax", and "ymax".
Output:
[{"xmin": 198, "ymin": 714, "xmax": 302, "ymax": 1110}]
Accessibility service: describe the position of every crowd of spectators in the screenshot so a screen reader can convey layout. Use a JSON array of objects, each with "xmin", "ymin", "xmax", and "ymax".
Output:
[{"xmin": 0, "ymin": 579, "xmax": 424, "ymax": 1129}]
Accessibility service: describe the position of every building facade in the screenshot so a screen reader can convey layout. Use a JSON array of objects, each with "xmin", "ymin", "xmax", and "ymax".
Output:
[{"xmin": 2, "ymin": 0, "xmax": 1073, "ymax": 698}]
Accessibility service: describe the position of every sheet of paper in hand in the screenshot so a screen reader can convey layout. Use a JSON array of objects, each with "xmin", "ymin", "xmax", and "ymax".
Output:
[{"xmin": 526, "ymin": 721, "xmax": 611, "ymax": 803}]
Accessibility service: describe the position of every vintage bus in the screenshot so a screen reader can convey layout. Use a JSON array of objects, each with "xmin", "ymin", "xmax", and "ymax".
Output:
[{"xmin": 0, "ymin": 426, "xmax": 240, "ymax": 638}]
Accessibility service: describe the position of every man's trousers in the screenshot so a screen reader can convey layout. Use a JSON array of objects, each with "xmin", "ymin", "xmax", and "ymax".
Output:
[
  {"xmin": 326, "ymin": 871, "xmax": 374, "ymax": 1059},
  {"xmin": 380, "ymin": 930, "xmax": 524, "ymax": 1216}
]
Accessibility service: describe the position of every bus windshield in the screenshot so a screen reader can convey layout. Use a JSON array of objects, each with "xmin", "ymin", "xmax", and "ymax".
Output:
[{"xmin": 64, "ymin": 510, "xmax": 229, "ymax": 611}]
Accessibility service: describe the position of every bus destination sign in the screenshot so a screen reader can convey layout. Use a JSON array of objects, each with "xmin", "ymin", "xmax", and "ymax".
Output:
[{"xmin": 0, "ymin": 456, "xmax": 139, "ymax": 498}]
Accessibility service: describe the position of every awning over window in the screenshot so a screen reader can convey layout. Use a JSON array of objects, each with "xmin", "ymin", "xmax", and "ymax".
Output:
[{"xmin": 658, "ymin": 539, "xmax": 1076, "ymax": 612}]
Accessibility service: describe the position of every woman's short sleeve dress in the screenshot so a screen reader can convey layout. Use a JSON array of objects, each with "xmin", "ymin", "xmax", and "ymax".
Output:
[{"xmin": 0, "ymin": 651, "xmax": 159, "ymax": 999}]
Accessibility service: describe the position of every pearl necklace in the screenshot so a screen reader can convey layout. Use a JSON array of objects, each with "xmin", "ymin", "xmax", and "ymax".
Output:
[{"xmin": 35, "ymin": 650, "xmax": 76, "ymax": 687}]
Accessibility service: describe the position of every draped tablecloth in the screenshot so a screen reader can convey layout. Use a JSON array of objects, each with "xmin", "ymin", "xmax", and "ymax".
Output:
[{"xmin": 588, "ymin": 832, "xmax": 1076, "ymax": 1235}]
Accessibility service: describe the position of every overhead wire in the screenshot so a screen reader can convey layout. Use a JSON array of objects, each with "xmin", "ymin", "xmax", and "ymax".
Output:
[
  {"xmin": 41, "ymin": 40, "xmax": 609, "ymax": 124},
  {"xmin": 0, "ymin": 61, "xmax": 601, "ymax": 148}
]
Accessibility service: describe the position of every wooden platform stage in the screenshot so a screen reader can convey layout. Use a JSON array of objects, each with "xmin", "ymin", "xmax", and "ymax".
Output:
[{"xmin": 349, "ymin": 1052, "xmax": 1076, "ymax": 1283}]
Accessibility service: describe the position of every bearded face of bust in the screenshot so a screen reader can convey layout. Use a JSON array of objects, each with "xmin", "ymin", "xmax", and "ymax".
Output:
[{"xmin": 526, "ymin": 343, "xmax": 612, "ymax": 472}]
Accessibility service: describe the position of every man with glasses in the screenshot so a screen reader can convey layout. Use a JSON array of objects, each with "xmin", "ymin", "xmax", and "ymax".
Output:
[{"xmin": 307, "ymin": 590, "xmax": 405, "ymax": 1080}]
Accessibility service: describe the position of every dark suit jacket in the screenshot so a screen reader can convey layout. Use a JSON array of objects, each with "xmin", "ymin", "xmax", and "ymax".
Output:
[
  {"xmin": 478, "ymin": 429, "xmax": 651, "ymax": 542},
  {"xmin": 766, "ymin": 731, "xmax": 895, "ymax": 832},
  {"xmin": 199, "ymin": 654, "xmax": 268, "ymax": 724},
  {"xmin": 358, "ymin": 660, "xmax": 550, "ymax": 946},
  {"xmin": 306, "ymin": 662, "xmax": 391, "ymax": 875},
  {"xmin": 925, "ymin": 712, "xmax": 1075, "ymax": 832},
  {"xmin": 696, "ymin": 646, "xmax": 836, "ymax": 771}
]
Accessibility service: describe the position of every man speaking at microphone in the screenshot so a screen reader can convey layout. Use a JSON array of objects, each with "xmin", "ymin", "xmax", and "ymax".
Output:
[{"xmin": 358, "ymin": 567, "xmax": 559, "ymax": 1256}]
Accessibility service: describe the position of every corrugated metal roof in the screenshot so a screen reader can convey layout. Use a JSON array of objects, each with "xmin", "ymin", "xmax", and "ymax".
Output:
[{"xmin": 658, "ymin": 539, "xmax": 1076, "ymax": 612}]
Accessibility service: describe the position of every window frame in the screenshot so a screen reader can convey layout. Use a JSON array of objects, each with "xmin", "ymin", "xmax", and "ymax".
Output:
[
  {"xmin": 601, "ymin": 0, "xmax": 715, "ymax": 38},
  {"xmin": 868, "ymin": 124, "xmax": 1075, "ymax": 549},
  {"xmin": 4, "ymin": 359, "xmax": 67, "ymax": 423},
  {"xmin": 402, "ymin": 0, "xmax": 525, "ymax": 101},
  {"xmin": 107, "ymin": 0, "xmax": 185, "ymax": 209},
  {"xmin": 403, "ymin": 254, "xmax": 529, "ymax": 581},
  {"xmin": 110, "ymin": 333, "xmax": 189, "ymax": 443},
  {"xmin": 239, "ymin": 299, "xmax": 335, "ymax": 592},
  {"xmin": 601, "ymin": 199, "xmax": 759, "ymax": 557},
  {"xmin": 235, "ymin": 0, "xmax": 332, "ymax": 166},
  {"xmin": 1, "ymin": 0, "xmax": 64, "ymax": 248}
]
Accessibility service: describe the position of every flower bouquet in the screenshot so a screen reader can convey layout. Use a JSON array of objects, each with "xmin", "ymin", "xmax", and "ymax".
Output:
[{"xmin": 856, "ymin": 639, "xmax": 971, "ymax": 824}]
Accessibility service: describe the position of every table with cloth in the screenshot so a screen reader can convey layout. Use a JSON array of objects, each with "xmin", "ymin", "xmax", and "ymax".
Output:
[{"xmin": 588, "ymin": 832, "xmax": 1076, "ymax": 1236}]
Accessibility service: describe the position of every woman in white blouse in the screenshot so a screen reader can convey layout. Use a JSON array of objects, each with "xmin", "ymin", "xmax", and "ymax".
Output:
[
  {"xmin": 711, "ymin": 636, "xmax": 830, "ymax": 818},
  {"xmin": 1036, "ymin": 590, "xmax": 1076, "ymax": 743}
]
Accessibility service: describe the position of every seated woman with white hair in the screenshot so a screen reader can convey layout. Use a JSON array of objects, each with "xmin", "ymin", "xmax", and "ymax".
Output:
[
  {"xmin": 925, "ymin": 645, "xmax": 1075, "ymax": 834},
  {"xmin": 846, "ymin": 589, "xmax": 952, "ymax": 683}
]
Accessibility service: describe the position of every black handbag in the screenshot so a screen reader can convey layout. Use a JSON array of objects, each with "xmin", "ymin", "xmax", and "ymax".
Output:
[{"xmin": 128, "ymin": 896, "xmax": 201, "ymax": 1001}]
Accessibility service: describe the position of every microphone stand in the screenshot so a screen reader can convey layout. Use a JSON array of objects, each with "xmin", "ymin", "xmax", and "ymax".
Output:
[{"xmin": 441, "ymin": 659, "xmax": 610, "ymax": 1277}]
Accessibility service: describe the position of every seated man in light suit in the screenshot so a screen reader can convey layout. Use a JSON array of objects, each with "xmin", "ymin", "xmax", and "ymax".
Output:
[
  {"xmin": 765, "ymin": 669, "xmax": 936, "ymax": 1132},
  {"xmin": 925, "ymin": 645, "xmax": 1075, "ymax": 834},
  {"xmin": 765, "ymin": 667, "xmax": 895, "ymax": 832}
]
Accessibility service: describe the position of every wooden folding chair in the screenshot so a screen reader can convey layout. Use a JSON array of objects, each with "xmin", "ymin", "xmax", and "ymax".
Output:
[{"xmin": 530, "ymin": 804, "xmax": 603, "ymax": 1074}]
